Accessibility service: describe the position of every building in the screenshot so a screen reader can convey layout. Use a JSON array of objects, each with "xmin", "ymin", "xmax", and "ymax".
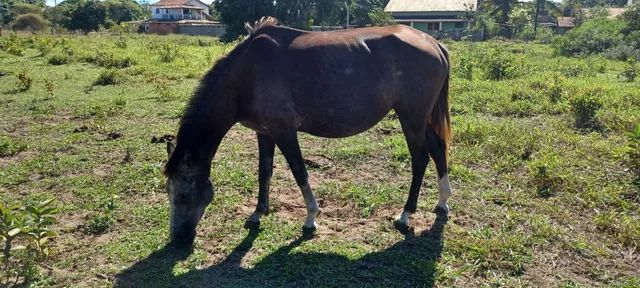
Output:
[
  {"xmin": 556, "ymin": 16, "xmax": 576, "ymax": 34},
  {"xmin": 143, "ymin": 0, "xmax": 226, "ymax": 36},
  {"xmin": 150, "ymin": 0, "xmax": 210, "ymax": 21},
  {"xmin": 384, "ymin": 0, "xmax": 478, "ymax": 33}
]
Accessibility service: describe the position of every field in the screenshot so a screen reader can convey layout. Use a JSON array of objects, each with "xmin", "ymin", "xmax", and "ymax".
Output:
[{"xmin": 0, "ymin": 33, "xmax": 639, "ymax": 287}]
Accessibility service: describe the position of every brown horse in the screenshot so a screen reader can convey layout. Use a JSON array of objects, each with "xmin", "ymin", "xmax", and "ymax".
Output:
[{"xmin": 164, "ymin": 17, "xmax": 452, "ymax": 245}]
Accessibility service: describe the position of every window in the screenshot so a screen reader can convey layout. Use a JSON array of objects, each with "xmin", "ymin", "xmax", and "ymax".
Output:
[
  {"xmin": 426, "ymin": 22, "xmax": 440, "ymax": 31},
  {"xmin": 455, "ymin": 22, "xmax": 464, "ymax": 29},
  {"xmin": 155, "ymin": 8, "xmax": 159, "ymax": 13}
]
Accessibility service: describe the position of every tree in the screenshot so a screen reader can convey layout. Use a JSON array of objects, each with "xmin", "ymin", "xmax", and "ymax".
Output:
[
  {"xmin": 484, "ymin": 0, "xmax": 518, "ymax": 25},
  {"xmin": 105, "ymin": 0, "xmax": 148, "ymax": 24},
  {"xmin": 533, "ymin": 0, "xmax": 560, "ymax": 32},
  {"xmin": 368, "ymin": 8, "xmax": 394, "ymax": 26},
  {"xmin": 275, "ymin": 0, "xmax": 314, "ymax": 29},
  {"xmin": 67, "ymin": 0, "xmax": 108, "ymax": 32},
  {"xmin": 214, "ymin": 0, "xmax": 275, "ymax": 41},
  {"xmin": 10, "ymin": 12, "xmax": 48, "ymax": 30}
]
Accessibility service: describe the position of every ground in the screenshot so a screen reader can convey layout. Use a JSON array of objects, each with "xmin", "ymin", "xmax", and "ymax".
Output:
[{"xmin": 0, "ymin": 33, "xmax": 638, "ymax": 287}]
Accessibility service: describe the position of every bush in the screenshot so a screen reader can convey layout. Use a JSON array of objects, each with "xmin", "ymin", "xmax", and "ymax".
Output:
[
  {"xmin": 618, "ymin": 59, "xmax": 638, "ymax": 82},
  {"xmin": 10, "ymin": 13, "xmax": 48, "ymax": 31},
  {"xmin": 82, "ymin": 51, "xmax": 134, "ymax": 68},
  {"xmin": 47, "ymin": 53, "xmax": 71, "ymax": 65},
  {"xmin": 158, "ymin": 43, "xmax": 178, "ymax": 62},
  {"xmin": 16, "ymin": 71, "xmax": 32, "ymax": 92},
  {"xmin": 94, "ymin": 69, "xmax": 124, "ymax": 85},
  {"xmin": 482, "ymin": 49, "xmax": 518, "ymax": 80},
  {"xmin": 603, "ymin": 43, "xmax": 640, "ymax": 61},
  {"xmin": 570, "ymin": 89, "xmax": 603, "ymax": 130},
  {"xmin": 552, "ymin": 18, "xmax": 626, "ymax": 57}
]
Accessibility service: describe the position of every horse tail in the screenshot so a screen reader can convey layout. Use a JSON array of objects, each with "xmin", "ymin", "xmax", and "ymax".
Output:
[{"xmin": 428, "ymin": 43, "xmax": 451, "ymax": 161}]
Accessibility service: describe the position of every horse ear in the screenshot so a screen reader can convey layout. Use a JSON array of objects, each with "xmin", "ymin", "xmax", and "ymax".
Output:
[{"xmin": 166, "ymin": 140, "xmax": 176, "ymax": 157}]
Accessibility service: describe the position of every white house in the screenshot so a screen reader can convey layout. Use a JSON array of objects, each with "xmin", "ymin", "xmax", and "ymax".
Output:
[
  {"xmin": 385, "ymin": 0, "xmax": 478, "ymax": 32},
  {"xmin": 150, "ymin": 0, "xmax": 211, "ymax": 21}
]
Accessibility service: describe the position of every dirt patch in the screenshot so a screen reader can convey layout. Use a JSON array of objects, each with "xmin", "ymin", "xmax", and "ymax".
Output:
[{"xmin": 0, "ymin": 150, "xmax": 37, "ymax": 169}]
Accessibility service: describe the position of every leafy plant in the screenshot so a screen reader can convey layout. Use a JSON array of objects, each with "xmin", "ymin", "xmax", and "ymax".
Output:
[
  {"xmin": 158, "ymin": 43, "xmax": 178, "ymax": 62},
  {"xmin": 570, "ymin": 89, "xmax": 603, "ymax": 130},
  {"xmin": 115, "ymin": 37, "xmax": 128, "ymax": 49},
  {"xmin": 94, "ymin": 69, "xmax": 125, "ymax": 86},
  {"xmin": 47, "ymin": 53, "xmax": 71, "ymax": 65},
  {"xmin": 482, "ymin": 49, "xmax": 518, "ymax": 80},
  {"xmin": 618, "ymin": 59, "xmax": 638, "ymax": 82},
  {"xmin": 628, "ymin": 124, "xmax": 640, "ymax": 178},
  {"xmin": 1, "ymin": 199, "xmax": 58, "ymax": 285},
  {"xmin": 84, "ymin": 194, "xmax": 118, "ymax": 235},
  {"xmin": 16, "ymin": 72, "xmax": 32, "ymax": 92}
]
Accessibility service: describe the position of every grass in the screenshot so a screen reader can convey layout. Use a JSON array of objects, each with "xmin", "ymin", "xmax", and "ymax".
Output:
[{"xmin": 0, "ymin": 33, "xmax": 638, "ymax": 287}]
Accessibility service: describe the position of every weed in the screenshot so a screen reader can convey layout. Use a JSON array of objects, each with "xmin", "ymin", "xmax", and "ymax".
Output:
[
  {"xmin": 84, "ymin": 194, "xmax": 118, "ymax": 235},
  {"xmin": 94, "ymin": 69, "xmax": 125, "ymax": 86},
  {"xmin": 47, "ymin": 53, "xmax": 71, "ymax": 65},
  {"xmin": 115, "ymin": 36, "xmax": 128, "ymax": 49},
  {"xmin": 1, "ymin": 199, "xmax": 58, "ymax": 285},
  {"xmin": 627, "ymin": 124, "xmax": 640, "ymax": 180},
  {"xmin": 482, "ymin": 49, "xmax": 518, "ymax": 80},
  {"xmin": 83, "ymin": 52, "xmax": 134, "ymax": 69},
  {"xmin": 618, "ymin": 59, "xmax": 637, "ymax": 82},
  {"xmin": 0, "ymin": 137, "xmax": 26, "ymax": 157},
  {"xmin": 43, "ymin": 79, "xmax": 55, "ymax": 99},
  {"xmin": 158, "ymin": 43, "xmax": 179, "ymax": 62},
  {"xmin": 16, "ymin": 71, "xmax": 32, "ymax": 92},
  {"xmin": 529, "ymin": 154, "xmax": 563, "ymax": 198},
  {"xmin": 570, "ymin": 89, "xmax": 603, "ymax": 130},
  {"xmin": 454, "ymin": 52, "xmax": 475, "ymax": 80}
]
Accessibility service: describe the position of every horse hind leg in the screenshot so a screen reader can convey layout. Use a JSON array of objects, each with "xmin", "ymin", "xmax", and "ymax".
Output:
[{"xmin": 425, "ymin": 127, "xmax": 452, "ymax": 215}]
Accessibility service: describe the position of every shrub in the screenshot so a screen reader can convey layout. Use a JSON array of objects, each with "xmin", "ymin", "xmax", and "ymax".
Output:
[
  {"xmin": 552, "ymin": 18, "xmax": 625, "ymax": 57},
  {"xmin": 570, "ymin": 89, "xmax": 603, "ymax": 130},
  {"xmin": 82, "ymin": 51, "xmax": 134, "ymax": 69},
  {"xmin": 115, "ymin": 36, "xmax": 127, "ymax": 49},
  {"xmin": 454, "ymin": 52, "xmax": 475, "ymax": 80},
  {"xmin": 94, "ymin": 69, "xmax": 124, "ymax": 85},
  {"xmin": 10, "ymin": 13, "xmax": 48, "ymax": 31},
  {"xmin": 602, "ymin": 43, "xmax": 640, "ymax": 61},
  {"xmin": 47, "ymin": 53, "xmax": 70, "ymax": 65},
  {"xmin": 482, "ymin": 49, "xmax": 518, "ymax": 80},
  {"xmin": 158, "ymin": 43, "xmax": 178, "ymax": 62},
  {"xmin": 44, "ymin": 79, "xmax": 55, "ymax": 98},
  {"xmin": 628, "ymin": 124, "xmax": 640, "ymax": 176},
  {"xmin": 618, "ymin": 59, "xmax": 638, "ymax": 82},
  {"xmin": 0, "ymin": 34, "xmax": 25, "ymax": 56},
  {"xmin": 529, "ymin": 155, "xmax": 563, "ymax": 198},
  {"xmin": 16, "ymin": 71, "xmax": 32, "ymax": 92}
]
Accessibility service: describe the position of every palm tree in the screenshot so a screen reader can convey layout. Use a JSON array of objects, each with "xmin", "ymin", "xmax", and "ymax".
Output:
[{"xmin": 483, "ymin": 0, "xmax": 518, "ymax": 25}]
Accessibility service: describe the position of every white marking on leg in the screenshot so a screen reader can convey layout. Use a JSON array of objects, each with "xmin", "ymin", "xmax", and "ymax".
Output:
[
  {"xmin": 437, "ymin": 174, "xmax": 452, "ymax": 212},
  {"xmin": 394, "ymin": 211, "xmax": 411, "ymax": 227},
  {"xmin": 301, "ymin": 184, "xmax": 318, "ymax": 229}
]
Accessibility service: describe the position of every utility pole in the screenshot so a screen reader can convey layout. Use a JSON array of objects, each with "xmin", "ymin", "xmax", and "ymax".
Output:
[{"xmin": 345, "ymin": 2, "xmax": 349, "ymax": 29}]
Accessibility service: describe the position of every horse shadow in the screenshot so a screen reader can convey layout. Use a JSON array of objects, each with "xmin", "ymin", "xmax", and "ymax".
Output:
[{"xmin": 114, "ymin": 214, "xmax": 448, "ymax": 288}]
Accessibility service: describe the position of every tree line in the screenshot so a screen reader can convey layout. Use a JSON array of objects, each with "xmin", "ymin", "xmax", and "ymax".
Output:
[{"xmin": 0, "ymin": 0, "xmax": 633, "ymax": 38}]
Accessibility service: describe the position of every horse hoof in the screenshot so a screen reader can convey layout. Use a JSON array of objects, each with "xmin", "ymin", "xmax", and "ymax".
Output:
[
  {"xmin": 433, "ymin": 204, "xmax": 449, "ymax": 217},
  {"xmin": 244, "ymin": 219, "xmax": 260, "ymax": 230},
  {"xmin": 393, "ymin": 220, "xmax": 412, "ymax": 235},
  {"xmin": 302, "ymin": 225, "xmax": 316, "ymax": 238}
]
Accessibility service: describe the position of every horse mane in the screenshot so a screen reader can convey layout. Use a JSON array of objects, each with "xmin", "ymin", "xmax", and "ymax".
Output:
[
  {"xmin": 245, "ymin": 16, "xmax": 280, "ymax": 35},
  {"xmin": 164, "ymin": 38, "xmax": 251, "ymax": 176}
]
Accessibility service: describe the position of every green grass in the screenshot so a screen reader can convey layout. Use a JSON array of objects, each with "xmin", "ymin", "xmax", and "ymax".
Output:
[{"xmin": 0, "ymin": 34, "xmax": 638, "ymax": 287}]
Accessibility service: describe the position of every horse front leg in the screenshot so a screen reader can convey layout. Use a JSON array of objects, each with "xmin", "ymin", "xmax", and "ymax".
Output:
[
  {"xmin": 272, "ymin": 132, "xmax": 319, "ymax": 236},
  {"xmin": 245, "ymin": 133, "xmax": 275, "ymax": 229}
]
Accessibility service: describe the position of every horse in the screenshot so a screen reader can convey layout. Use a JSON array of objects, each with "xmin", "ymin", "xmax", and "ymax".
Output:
[{"xmin": 163, "ymin": 17, "xmax": 452, "ymax": 245}]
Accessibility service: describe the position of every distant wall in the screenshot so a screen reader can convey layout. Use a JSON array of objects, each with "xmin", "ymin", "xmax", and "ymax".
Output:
[{"xmin": 177, "ymin": 24, "xmax": 226, "ymax": 37}]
